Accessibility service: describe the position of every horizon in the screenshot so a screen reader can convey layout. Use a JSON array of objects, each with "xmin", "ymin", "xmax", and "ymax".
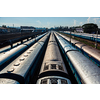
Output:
[{"xmin": 0, "ymin": 17, "xmax": 100, "ymax": 28}]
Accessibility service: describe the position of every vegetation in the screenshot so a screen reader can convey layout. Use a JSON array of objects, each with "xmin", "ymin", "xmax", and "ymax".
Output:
[
  {"xmin": 2, "ymin": 25, "xmax": 7, "ymax": 28},
  {"xmin": 50, "ymin": 26, "xmax": 69, "ymax": 31},
  {"xmin": 82, "ymin": 23, "xmax": 98, "ymax": 33}
]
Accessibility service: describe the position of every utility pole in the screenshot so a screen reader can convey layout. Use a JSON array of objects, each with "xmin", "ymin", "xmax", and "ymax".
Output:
[
  {"xmin": 95, "ymin": 29, "xmax": 98, "ymax": 49},
  {"xmin": 70, "ymin": 28, "xmax": 72, "ymax": 43}
]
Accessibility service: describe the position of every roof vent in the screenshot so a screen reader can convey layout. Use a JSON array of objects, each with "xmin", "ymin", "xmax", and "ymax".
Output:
[
  {"xmin": 58, "ymin": 65, "xmax": 63, "ymax": 71},
  {"xmin": 61, "ymin": 79, "xmax": 68, "ymax": 84},
  {"xmin": 41, "ymin": 79, "xmax": 47, "ymax": 84},
  {"xmin": 51, "ymin": 64, "xmax": 56, "ymax": 69},
  {"xmin": 50, "ymin": 78, "xmax": 58, "ymax": 84},
  {"xmin": 44, "ymin": 65, "xmax": 49, "ymax": 71}
]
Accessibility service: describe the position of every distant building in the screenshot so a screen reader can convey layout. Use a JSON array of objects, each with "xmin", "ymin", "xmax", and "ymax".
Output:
[
  {"xmin": 20, "ymin": 26, "xmax": 35, "ymax": 33},
  {"xmin": 76, "ymin": 28, "xmax": 83, "ymax": 33},
  {"xmin": 34, "ymin": 28, "xmax": 46, "ymax": 33},
  {"xmin": 0, "ymin": 27, "xmax": 20, "ymax": 34},
  {"xmin": 0, "ymin": 27, "xmax": 8, "ymax": 34},
  {"xmin": 7, "ymin": 27, "xmax": 20, "ymax": 33}
]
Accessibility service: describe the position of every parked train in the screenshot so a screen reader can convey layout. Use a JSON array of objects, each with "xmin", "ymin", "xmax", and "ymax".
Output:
[
  {"xmin": 37, "ymin": 32, "xmax": 71, "ymax": 84},
  {"xmin": 61, "ymin": 31, "xmax": 100, "ymax": 43},
  {"xmin": 0, "ymin": 32, "xmax": 50, "ymax": 84},
  {"xmin": 57, "ymin": 32, "xmax": 100, "ymax": 67},
  {"xmin": 0, "ymin": 41, "xmax": 22, "ymax": 53},
  {"xmin": 0, "ymin": 32, "xmax": 47, "ymax": 67},
  {"xmin": 54, "ymin": 31, "xmax": 100, "ymax": 84}
]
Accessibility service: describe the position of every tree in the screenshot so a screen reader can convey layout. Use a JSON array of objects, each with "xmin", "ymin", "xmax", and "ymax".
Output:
[
  {"xmin": 82, "ymin": 23, "xmax": 98, "ymax": 33},
  {"xmin": 46, "ymin": 28, "xmax": 48, "ymax": 31},
  {"xmin": 2, "ymin": 25, "xmax": 7, "ymax": 28}
]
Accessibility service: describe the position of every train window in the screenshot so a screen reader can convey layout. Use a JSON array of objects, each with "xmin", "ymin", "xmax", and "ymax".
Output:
[
  {"xmin": 50, "ymin": 78, "xmax": 58, "ymax": 84},
  {"xmin": 41, "ymin": 79, "xmax": 47, "ymax": 84},
  {"xmin": 58, "ymin": 65, "xmax": 63, "ymax": 71},
  {"xmin": 56, "ymin": 65, "xmax": 63, "ymax": 71},
  {"xmin": 44, "ymin": 65, "xmax": 49, "ymax": 71},
  {"xmin": 61, "ymin": 79, "xmax": 68, "ymax": 84},
  {"xmin": 51, "ymin": 64, "xmax": 56, "ymax": 69}
]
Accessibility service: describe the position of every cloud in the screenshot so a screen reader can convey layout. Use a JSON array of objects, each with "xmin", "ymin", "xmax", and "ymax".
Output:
[
  {"xmin": 36, "ymin": 20, "xmax": 41, "ymax": 24},
  {"xmin": 93, "ymin": 18, "xmax": 100, "ymax": 23},
  {"xmin": 87, "ymin": 17, "xmax": 90, "ymax": 23},
  {"xmin": 73, "ymin": 20, "xmax": 76, "ymax": 26}
]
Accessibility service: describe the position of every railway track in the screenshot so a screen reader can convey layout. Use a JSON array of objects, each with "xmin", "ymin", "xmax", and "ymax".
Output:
[{"xmin": 0, "ymin": 31, "xmax": 100, "ymax": 84}]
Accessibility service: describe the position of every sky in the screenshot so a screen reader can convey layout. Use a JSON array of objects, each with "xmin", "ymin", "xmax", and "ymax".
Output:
[{"xmin": 0, "ymin": 17, "xmax": 100, "ymax": 28}]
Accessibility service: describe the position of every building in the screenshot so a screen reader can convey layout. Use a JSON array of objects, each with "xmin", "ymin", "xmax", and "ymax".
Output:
[
  {"xmin": 34, "ymin": 28, "xmax": 47, "ymax": 33},
  {"xmin": 0, "ymin": 27, "xmax": 8, "ymax": 34},
  {"xmin": 0, "ymin": 27, "xmax": 21, "ymax": 34},
  {"xmin": 76, "ymin": 28, "xmax": 83, "ymax": 33},
  {"xmin": 7, "ymin": 27, "xmax": 20, "ymax": 33},
  {"xmin": 20, "ymin": 26, "xmax": 35, "ymax": 33}
]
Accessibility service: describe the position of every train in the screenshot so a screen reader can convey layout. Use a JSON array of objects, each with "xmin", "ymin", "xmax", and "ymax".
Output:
[
  {"xmin": 0, "ymin": 31, "xmax": 100, "ymax": 84},
  {"xmin": 0, "ymin": 32, "xmax": 47, "ymax": 67},
  {"xmin": 0, "ymin": 32, "xmax": 50, "ymax": 84},
  {"xmin": 0, "ymin": 41, "xmax": 21, "ymax": 53},
  {"xmin": 37, "ymin": 32, "xmax": 71, "ymax": 84},
  {"xmin": 57, "ymin": 32, "xmax": 100, "ymax": 67},
  {"xmin": 54, "ymin": 31, "xmax": 100, "ymax": 84},
  {"xmin": 61, "ymin": 31, "xmax": 100, "ymax": 43}
]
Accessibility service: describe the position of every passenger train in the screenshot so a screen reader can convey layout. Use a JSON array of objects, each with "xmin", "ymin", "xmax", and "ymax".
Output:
[
  {"xmin": 58, "ymin": 32, "xmax": 100, "ymax": 67},
  {"xmin": 54, "ymin": 31, "xmax": 100, "ymax": 84},
  {"xmin": 0, "ymin": 31, "xmax": 100, "ymax": 84},
  {"xmin": 61, "ymin": 31, "xmax": 100, "ymax": 43},
  {"xmin": 0, "ymin": 32, "xmax": 47, "ymax": 67},
  {"xmin": 37, "ymin": 32, "xmax": 71, "ymax": 84},
  {"xmin": 0, "ymin": 32, "xmax": 50, "ymax": 84}
]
